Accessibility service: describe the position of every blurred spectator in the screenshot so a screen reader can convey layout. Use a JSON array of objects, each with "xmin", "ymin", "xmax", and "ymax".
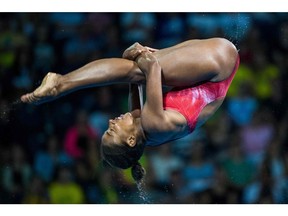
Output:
[
  {"xmin": 149, "ymin": 144, "xmax": 183, "ymax": 190},
  {"xmin": 1, "ymin": 144, "xmax": 32, "ymax": 203},
  {"xmin": 97, "ymin": 167, "xmax": 119, "ymax": 204},
  {"xmin": 171, "ymin": 128, "xmax": 207, "ymax": 159},
  {"xmin": 48, "ymin": 13, "xmax": 85, "ymax": 71},
  {"xmin": 227, "ymin": 82, "xmax": 258, "ymax": 127},
  {"xmin": 18, "ymin": 14, "xmax": 36, "ymax": 40},
  {"xmin": 220, "ymin": 136, "xmax": 255, "ymax": 202},
  {"xmin": 88, "ymin": 111, "xmax": 110, "ymax": 137},
  {"xmin": 34, "ymin": 135, "xmax": 73, "ymax": 183},
  {"xmin": 85, "ymin": 13, "xmax": 118, "ymax": 58},
  {"xmin": 186, "ymin": 13, "xmax": 222, "ymax": 38},
  {"xmin": 240, "ymin": 109, "xmax": 275, "ymax": 167},
  {"xmin": 74, "ymin": 159, "xmax": 103, "ymax": 203},
  {"xmin": 279, "ymin": 151, "xmax": 288, "ymax": 203},
  {"xmin": 48, "ymin": 166, "xmax": 85, "ymax": 204},
  {"xmin": 0, "ymin": 17, "xmax": 29, "ymax": 50},
  {"xmin": 226, "ymin": 61, "xmax": 255, "ymax": 98},
  {"xmin": 86, "ymin": 13, "xmax": 116, "ymax": 38},
  {"xmin": 33, "ymin": 25, "xmax": 55, "ymax": 75},
  {"xmin": 62, "ymin": 25, "xmax": 99, "ymax": 70},
  {"xmin": 102, "ymin": 26, "xmax": 122, "ymax": 58},
  {"xmin": 243, "ymin": 139, "xmax": 287, "ymax": 204},
  {"xmin": 182, "ymin": 140, "xmax": 215, "ymax": 195},
  {"xmin": 265, "ymin": 139, "xmax": 287, "ymax": 203},
  {"xmin": 250, "ymin": 49, "xmax": 280, "ymax": 104},
  {"xmin": 156, "ymin": 13, "xmax": 185, "ymax": 48},
  {"xmin": 168, "ymin": 169, "xmax": 190, "ymax": 203},
  {"xmin": 205, "ymin": 111, "xmax": 232, "ymax": 155},
  {"xmin": 277, "ymin": 20, "xmax": 288, "ymax": 52},
  {"xmin": 22, "ymin": 176, "xmax": 49, "ymax": 204},
  {"xmin": 0, "ymin": 18, "xmax": 29, "ymax": 77},
  {"xmin": 64, "ymin": 109, "xmax": 98, "ymax": 160},
  {"xmin": 209, "ymin": 165, "xmax": 230, "ymax": 204},
  {"xmin": 12, "ymin": 48, "xmax": 33, "ymax": 91},
  {"xmin": 49, "ymin": 13, "xmax": 85, "ymax": 41},
  {"xmin": 119, "ymin": 13, "xmax": 156, "ymax": 46},
  {"xmin": 243, "ymin": 156, "xmax": 275, "ymax": 204},
  {"xmin": 87, "ymin": 87, "xmax": 113, "ymax": 135}
]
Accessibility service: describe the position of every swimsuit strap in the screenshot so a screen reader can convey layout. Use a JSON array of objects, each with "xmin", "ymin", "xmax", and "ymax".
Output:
[{"xmin": 138, "ymin": 84, "xmax": 144, "ymax": 110}]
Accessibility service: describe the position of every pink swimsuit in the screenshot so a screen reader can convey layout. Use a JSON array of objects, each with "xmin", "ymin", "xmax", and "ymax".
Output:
[{"xmin": 163, "ymin": 56, "xmax": 240, "ymax": 133}]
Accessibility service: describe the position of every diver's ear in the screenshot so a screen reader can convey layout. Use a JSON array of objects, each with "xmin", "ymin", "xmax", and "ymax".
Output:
[{"xmin": 126, "ymin": 135, "xmax": 136, "ymax": 147}]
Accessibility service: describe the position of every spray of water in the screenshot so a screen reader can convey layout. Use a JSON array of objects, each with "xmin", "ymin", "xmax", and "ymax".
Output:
[
  {"xmin": 136, "ymin": 179, "xmax": 152, "ymax": 204},
  {"xmin": 0, "ymin": 99, "xmax": 22, "ymax": 122}
]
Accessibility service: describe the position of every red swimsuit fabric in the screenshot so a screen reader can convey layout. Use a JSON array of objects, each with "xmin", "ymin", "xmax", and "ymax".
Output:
[{"xmin": 163, "ymin": 56, "xmax": 240, "ymax": 133}]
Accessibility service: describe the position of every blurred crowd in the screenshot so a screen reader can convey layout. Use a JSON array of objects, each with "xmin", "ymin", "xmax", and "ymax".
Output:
[{"xmin": 1, "ymin": 12, "xmax": 288, "ymax": 204}]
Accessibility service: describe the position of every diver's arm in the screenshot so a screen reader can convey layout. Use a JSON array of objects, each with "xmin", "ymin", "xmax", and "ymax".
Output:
[{"xmin": 137, "ymin": 52, "xmax": 166, "ymax": 131}]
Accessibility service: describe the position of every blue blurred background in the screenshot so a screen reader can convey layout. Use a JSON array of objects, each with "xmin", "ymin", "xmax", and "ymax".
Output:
[{"xmin": 0, "ymin": 12, "xmax": 288, "ymax": 204}]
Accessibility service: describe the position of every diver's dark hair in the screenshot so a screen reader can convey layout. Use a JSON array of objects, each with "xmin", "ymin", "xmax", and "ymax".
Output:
[
  {"xmin": 101, "ymin": 139, "xmax": 146, "ymax": 182},
  {"xmin": 131, "ymin": 161, "xmax": 146, "ymax": 182}
]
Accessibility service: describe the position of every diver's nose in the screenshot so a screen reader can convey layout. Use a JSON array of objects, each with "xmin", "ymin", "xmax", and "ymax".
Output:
[{"xmin": 124, "ymin": 112, "xmax": 132, "ymax": 117}]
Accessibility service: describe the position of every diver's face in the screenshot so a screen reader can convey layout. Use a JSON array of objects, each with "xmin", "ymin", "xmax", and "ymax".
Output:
[{"xmin": 101, "ymin": 112, "xmax": 135, "ymax": 146}]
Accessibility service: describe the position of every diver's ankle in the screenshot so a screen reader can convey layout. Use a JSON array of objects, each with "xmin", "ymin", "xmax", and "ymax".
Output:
[{"xmin": 54, "ymin": 73, "xmax": 64, "ymax": 95}]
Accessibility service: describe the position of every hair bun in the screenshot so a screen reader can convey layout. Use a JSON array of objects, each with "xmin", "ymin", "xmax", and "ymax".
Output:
[{"xmin": 131, "ymin": 162, "xmax": 146, "ymax": 182}]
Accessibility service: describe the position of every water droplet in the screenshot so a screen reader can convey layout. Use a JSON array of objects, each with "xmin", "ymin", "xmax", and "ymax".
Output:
[
  {"xmin": 0, "ymin": 99, "xmax": 22, "ymax": 122},
  {"xmin": 136, "ymin": 180, "xmax": 152, "ymax": 204}
]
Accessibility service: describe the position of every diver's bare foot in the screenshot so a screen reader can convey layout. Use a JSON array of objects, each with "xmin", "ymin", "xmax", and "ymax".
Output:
[{"xmin": 20, "ymin": 72, "xmax": 62, "ymax": 104}]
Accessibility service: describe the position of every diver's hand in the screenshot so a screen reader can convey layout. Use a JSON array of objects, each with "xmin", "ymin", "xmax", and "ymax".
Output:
[
  {"xmin": 122, "ymin": 42, "xmax": 147, "ymax": 60},
  {"xmin": 122, "ymin": 42, "xmax": 158, "ymax": 60},
  {"xmin": 136, "ymin": 51, "xmax": 161, "ymax": 76}
]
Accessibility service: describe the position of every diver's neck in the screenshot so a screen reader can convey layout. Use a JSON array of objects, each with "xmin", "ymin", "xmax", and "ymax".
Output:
[{"xmin": 135, "ymin": 117, "xmax": 146, "ymax": 141}]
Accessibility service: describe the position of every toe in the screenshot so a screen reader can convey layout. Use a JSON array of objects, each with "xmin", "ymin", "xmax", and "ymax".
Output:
[{"xmin": 20, "ymin": 94, "xmax": 28, "ymax": 103}]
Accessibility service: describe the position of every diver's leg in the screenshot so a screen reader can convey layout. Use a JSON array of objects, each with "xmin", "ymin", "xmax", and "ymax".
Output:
[
  {"xmin": 20, "ymin": 58, "xmax": 144, "ymax": 104},
  {"xmin": 126, "ymin": 38, "xmax": 239, "ymax": 86}
]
